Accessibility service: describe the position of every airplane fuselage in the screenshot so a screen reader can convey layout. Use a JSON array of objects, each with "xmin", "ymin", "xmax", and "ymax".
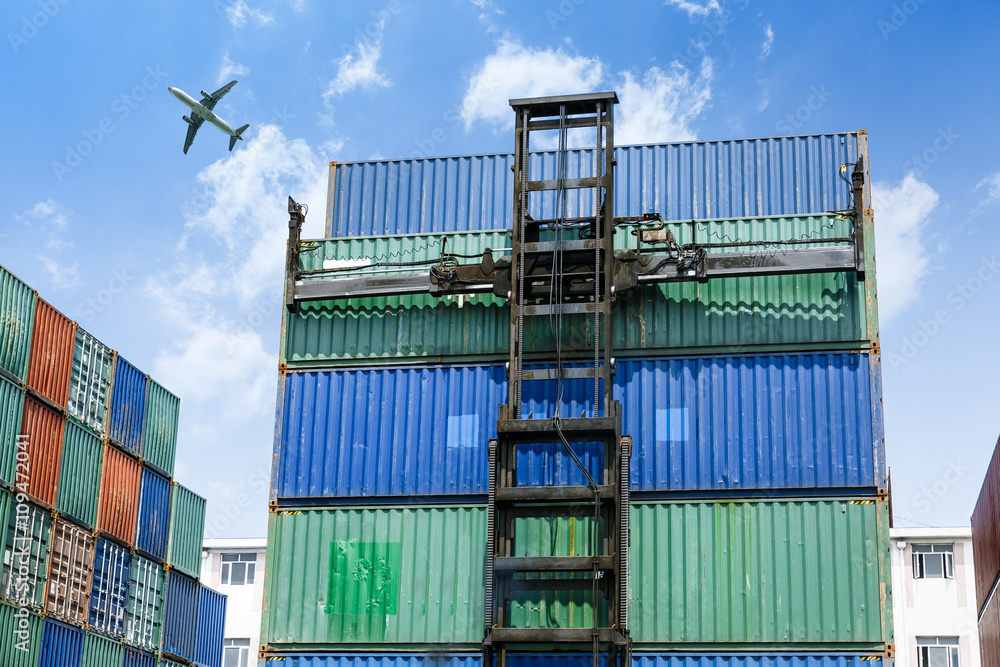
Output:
[{"xmin": 169, "ymin": 87, "xmax": 239, "ymax": 137}]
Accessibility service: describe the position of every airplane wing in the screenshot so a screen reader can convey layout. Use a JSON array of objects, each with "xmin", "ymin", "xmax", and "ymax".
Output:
[
  {"xmin": 199, "ymin": 80, "xmax": 238, "ymax": 111},
  {"xmin": 182, "ymin": 115, "xmax": 205, "ymax": 154}
]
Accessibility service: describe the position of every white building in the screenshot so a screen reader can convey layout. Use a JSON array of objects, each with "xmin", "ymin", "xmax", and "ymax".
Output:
[
  {"xmin": 201, "ymin": 538, "xmax": 268, "ymax": 667},
  {"xmin": 891, "ymin": 527, "xmax": 981, "ymax": 667}
]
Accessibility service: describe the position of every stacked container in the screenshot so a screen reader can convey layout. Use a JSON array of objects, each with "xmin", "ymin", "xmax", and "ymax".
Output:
[
  {"xmin": 972, "ymin": 437, "xmax": 1000, "ymax": 667},
  {"xmin": 262, "ymin": 132, "xmax": 891, "ymax": 664},
  {"xmin": 0, "ymin": 263, "xmax": 225, "ymax": 666}
]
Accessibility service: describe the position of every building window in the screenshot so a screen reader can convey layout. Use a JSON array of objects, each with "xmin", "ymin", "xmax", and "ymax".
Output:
[
  {"xmin": 912, "ymin": 544, "xmax": 954, "ymax": 579},
  {"xmin": 224, "ymin": 638, "xmax": 251, "ymax": 667},
  {"xmin": 220, "ymin": 553, "xmax": 256, "ymax": 586},
  {"xmin": 917, "ymin": 637, "xmax": 959, "ymax": 667}
]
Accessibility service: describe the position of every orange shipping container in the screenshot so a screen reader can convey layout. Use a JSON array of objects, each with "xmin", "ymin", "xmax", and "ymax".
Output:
[
  {"xmin": 20, "ymin": 396, "xmax": 65, "ymax": 506},
  {"xmin": 27, "ymin": 298, "xmax": 75, "ymax": 407},
  {"xmin": 98, "ymin": 443, "xmax": 141, "ymax": 544}
]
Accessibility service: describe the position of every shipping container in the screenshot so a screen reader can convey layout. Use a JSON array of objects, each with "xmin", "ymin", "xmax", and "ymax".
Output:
[
  {"xmin": 136, "ymin": 467, "xmax": 171, "ymax": 560},
  {"xmin": 66, "ymin": 327, "xmax": 113, "ymax": 434},
  {"xmin": 97, "ymin": 442, "xmax": 141, "ymax": 544},
  {"xmin": 56, "ymin": 418, "xmax": 104, "ymax": 529},
  {"xmin": 89, "ymin": 537, "xmax": 131, "ymax": 637},
  {"xmin": 972, "ymin": 435, "xmax": 1000, "ymax": 614},
  {"xmin": 38, "ymin": 617, "xmax": 84, "ymax": 667},
  {"xmin": 273, "ymin": 352, "xmax": 883, "ymax": 500},
  {"xmin": 19, "ymin": 395, "xmax": 65, "ymax": 506},
  {"xmin": 261, "ymin": 505, "xmax": 485, "ymax": 649},
  {"xmin": 629, "ymin": 498, "xmax": 890, "ymax": 648},
  {"xmin": 0, "ymin": 264, "xmax": 36, "ymax": 384},
  {"xmin": 285, "ymin": 221, "xmax": 869, "ymax": 367},
  {"xmin": 45, "ymin": 517, "xmax": 95, "ymax": 626},
  {"xmin": 166, "ymin": 483, "xmax": 206, "ymax": 578},
  {"xmin": 125, "ymin": 646, "xmax": 158, "ymax": 667},
  {"xmin": 162, "ymin": 570, "xmax": 198, "ymax": 662},
  {"xmin": 261, "ymin": 654, "xmax": 884, "ymax": 667},
  {"xmin": 981, "ymin": 593, "xmax": 999, "ymax": 667},
  {"xmin": 0, "ymin": 374, "xmax": 24, "ymax": 488},
  {"xmin": 108, "ymin": 356, "xmax": 147, "ymax": 456},
  {"xmin": 126, "ymin": 554, "xmax": 165, "ymax": 652},
  {"xmin": 81, "ymin": 629, "xmax": 124, "ymax": 667},
  {"xmin": 27, "ymin": 298, "xmax": 75, "ymax": 408},
  {"xmin": 325, "ymin": 134, "xmax": 863, "ymax": 237},
  {"xmin": 0, "ymin": 495, "xmax": 52, "ymax": 609},
  {"xmin": 193, "ymin": 584, "xmax": 227, "ymax": 667},
  {"xmin": 160, "ymin": 657, "xmax": 188, "ymax": 667},
  {"xmin": 143, "ymin": 379, "xmax": 180, "ymax": 477},
  {"xmin": 0, "ymin": 599, "xmax": 43, "ymax": 667}
]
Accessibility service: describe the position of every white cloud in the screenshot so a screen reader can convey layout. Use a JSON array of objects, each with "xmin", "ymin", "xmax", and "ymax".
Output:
[
  {"xmin": 288, "ymin": 0, "xmax": 307, "ymax": 12},
  {"xmin": 224, "ymin": 1, "xmax": 274, "ymax": 27},
  {"xmin": 217, "ymin": 51, "xmax": 249, "ymax": 85},
  {"xmin": 761, "ymin": 23, "xmax": 774, "ymax": 59},
  {"xmin": 325, "ymin": 39, "xmax": 390, "ymax": 98},
  {"xmin": 616, "ymin": 57, "xmax": 713, "ymax": 144},
  {"xmin": 664, "ymin": 0, "xmax": 721, "ymax": 18},
  {"xmin": 149, "ymin": 124, "xmax": 325, "ymax": 421},
  {"xmin": 460, "ymin": 39, "xmax": 604, "ymax": 131},
  {"xmin": 469, "ymin": 0, "xmax": 504, "ymax": 33},
  {"xmin": 16, "ymin": 200, "xmax": 81, "ymax": 287},
  {"xmin": 872, "ymin": 173, "xmax": 939, "ymax": 322},
  {"xmin": 975, "ymin": 171, "xmax": 1000, "ymax": 208}
]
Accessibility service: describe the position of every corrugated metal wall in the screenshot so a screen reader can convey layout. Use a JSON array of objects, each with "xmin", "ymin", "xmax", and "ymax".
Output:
[
  {"xmin": 972, "ymin": 435, "xmax": 1000, "ymax": 615},
  {"xmin": 193, "ymin": 584, "xmax": 227, "ymax": 667},
  {"xmin": 56, "ymin": 418, "xmax": 104, "ymax": 528},
  {"xmin": 108, "ymin": 355, "xmax": 147, "ymax": 456},
  {"xmin": 0, "ymin": 374, "xmax": 24, "ymax": 487},
  {"xmin": 38, "ymin": 617, "xmax": 84, "ymax": 667},
  {"xmin": 46, "ymin": 518, "xmax": 95, "ymax": 626},
  {"xmin": 27, "ymin": 297, "xmax": 75, "ymax": 407},
  {"xmin": 98, "ymin": 442, "xmax": 141, "ymax": 543},
  {"xmin": 136, "ymin": 468, "xmax": 171, "ymax": 560},
  {"xmin": 20, "ymin": 395, "xmax": 65, "ymax": 506},
  {"xmin": 273, "ymin": 352, "xmax": 882, "ymax": 501},
  {"xmin": 143, "ymin": 380, "xmax": 180, "ymax": 477},
  {"xmin": 66, "ymin": 327, "xmax": 112, "ymax": 434},
  {"xmin": 325, "ymin": 135, "xmax": 861, "ymax": 237},
  {"xmin": 127, "ymin": 555, "xmax": 165, "ymax": 652},
  {"xmin": 166, "ymin": 483, "xmax": 206, "ymax": 578},
  {"xmin": 0, "ymin": 265, "xmax": 36, "ymax": 384},
  {"xmin": 0, "ymin": 497, "xmax": 52, "ymax": 609},
  {"xmin": 89, "ymin": 537, "xmax": 131, "ymax": 637},
  {"xmin": 0, "ymin": 600, "xmax": 42, "ymax": 667},
  {"xmin": 162, "ymin": 570, "xmax": 198, "ymax": 662}
]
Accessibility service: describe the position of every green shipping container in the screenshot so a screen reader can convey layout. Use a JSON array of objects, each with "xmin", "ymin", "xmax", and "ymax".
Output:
[
  {"xmin": 55, "ymin": 419, "xmax": 103, "ymax": 528},
  {"xmin": 0, "ymin": 599, "xmax": 43, "ymax": 667},
  {"xmin": 166, "ymin": 483, "xmax": 206, "ymax": 578},
  {"xmin": 142, "ymin": 380, "xmax": 180, "ymax": 477},
  {"xmin": 0, "ymin": 265, "xmax": 36, "ymax": 384},
  {"xmin": 629, "ymin": 498, "xmax": 891, "ymax": 649},
  {"xmin": 126, "ymin": 554, "xmax": 165, "ymax": 651},
  {"xmin": 66, "ymin": 327, "xmax": 113, "ymax": 435},
  {"xmin": 0, "ymin": 375, "xmax": 24, "ymax": 488},
  {"xmin": 282, "ymin": 217, "xmax": 870, "ymax": 367},
  {"xmin": 261, "ymin": 505, "xmax": 486, "ymax": 650},
  {"xmin": 81, "ymin": 629, "xmax": 124, "ymax": 667},
  {"xmin": 0, "ymin": 496, "xmax": 53, "ymax": 609}
]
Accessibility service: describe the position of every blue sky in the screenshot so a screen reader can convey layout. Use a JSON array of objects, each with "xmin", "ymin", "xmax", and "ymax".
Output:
[{"xmin": 2, "ymin": 0, "xmax": 999, "ymax": 537}]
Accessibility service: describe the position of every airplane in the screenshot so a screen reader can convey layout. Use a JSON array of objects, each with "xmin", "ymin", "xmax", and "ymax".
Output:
[{"xmin": 168, "ymin": 80, "xmax": 249, "ymax": 154}]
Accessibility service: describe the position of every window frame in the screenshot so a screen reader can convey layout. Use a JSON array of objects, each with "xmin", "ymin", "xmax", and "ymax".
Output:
[
  {"xmin": 219, "ymin": 553, "xmax": 257, "ymax": 586},
  {"xmin": 912, "ymin": 543, "xmax": 955, "ymax": 580},
  {"xmin": 223, "ymin": 637, "xmax": 251, "ymax": 667},
  {"xmin": 917, "ymin": 636, "xmax": 960, "ymax": 667}
]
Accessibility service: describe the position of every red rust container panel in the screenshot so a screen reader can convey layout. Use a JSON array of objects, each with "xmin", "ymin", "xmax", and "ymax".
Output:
[
  {"xmin": 26, "ymin": 298, "xmax": 75, "ymax": 408},
  {"xmin": 20, "ymin": 395, "xmax": 65, "ymax": 506},
  {"xmin": 98, "ymin": 444, "xmax": 141, "ymax": 544},
  {"xmin": 973, "ymin": 436, "xmax": 1000, "ymax": 615},
  {"xmin": 46, "ymin": 517, "xmax": 95, "ymax": 627}
]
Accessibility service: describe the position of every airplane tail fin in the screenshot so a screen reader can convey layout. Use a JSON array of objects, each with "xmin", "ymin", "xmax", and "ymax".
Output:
[{"xmin": 228, "ymin": 124, "xmax": 250, "ymax": 152}]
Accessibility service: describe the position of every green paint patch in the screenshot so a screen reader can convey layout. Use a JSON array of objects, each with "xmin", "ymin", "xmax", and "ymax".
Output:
[{"xmin": 325, "ymin": 541, "xmax": 401, "ymax": 616}]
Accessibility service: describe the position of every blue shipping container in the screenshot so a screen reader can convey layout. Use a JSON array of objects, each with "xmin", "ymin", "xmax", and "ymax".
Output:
[
  {"xmin": 124, "ymin": 646, "xmax": 158, "ymax": 667},
  {"xmin": 264, "ymin": 656, "xmax": 883, "ymax": 667},
  {"xmin": 162, "ymin": 570, "xmax": 198, "ymax": 662},
  {"xmin": 89, "ymin": 537, "xmax": 131, "ymax": 637},
  {"xmin": 135, "ymin": 468, "xmax": 171, "ymax": 560},
  {"xmin": 107, "ymin": 356, "xmax": 147, "ymax": 456},
  {"xmin": 193, "ymin": 584, "xmax": 227, "ymax": 667},
  {"xmin": 38, "ymin": 618, "xmax": 84, "ymax": 667},
  {"xmin": 272, "ymin": 352, "xmax": 883, "ymax": 500},
  {"xmin": 326, "ymin": 133, "xmax": 863, "ymax": 237}
]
